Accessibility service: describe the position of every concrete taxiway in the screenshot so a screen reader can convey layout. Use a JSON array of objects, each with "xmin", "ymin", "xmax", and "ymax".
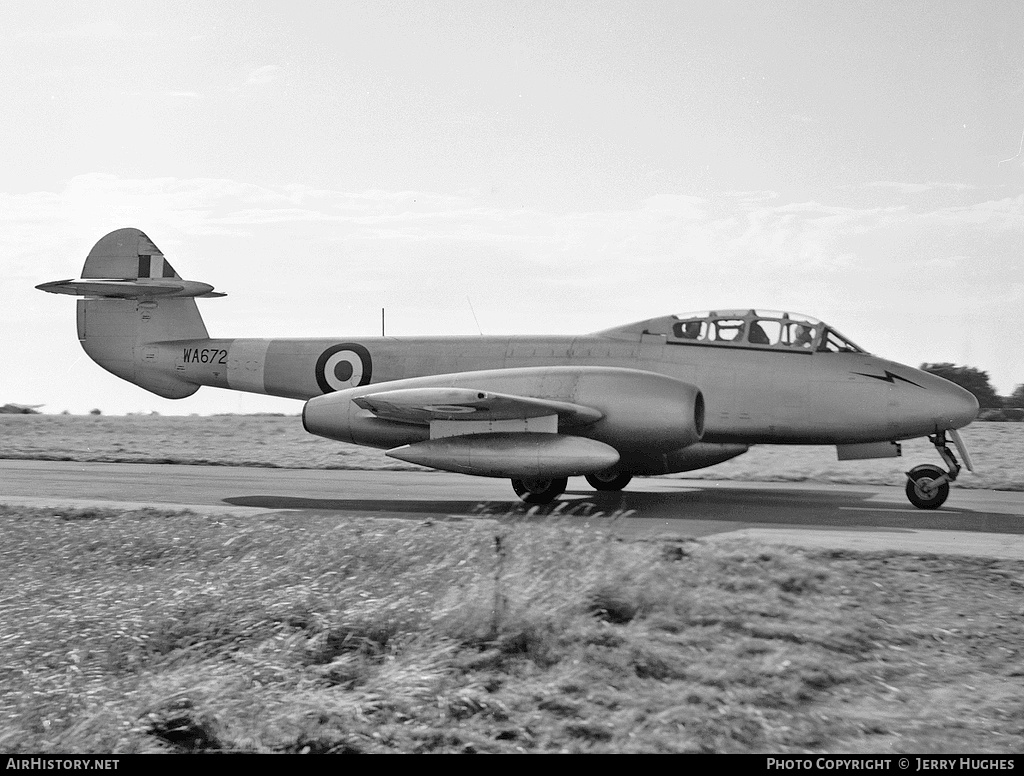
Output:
[{"xmin": 2, "ymin": 459, "xmax": 1023, "ymax": 559}]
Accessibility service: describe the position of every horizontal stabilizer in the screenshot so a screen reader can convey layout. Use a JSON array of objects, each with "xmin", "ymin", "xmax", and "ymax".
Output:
[
  {"xmin": 386, "ymin": 432, "xmax": 620, "ymax": 478},
  {"xmin": 36, "ymin": 278, "xmax": 226, "ymax": 299},
  {"xmin": 354, "ymin": 387, "xmax": 603, "ymax": 425}
]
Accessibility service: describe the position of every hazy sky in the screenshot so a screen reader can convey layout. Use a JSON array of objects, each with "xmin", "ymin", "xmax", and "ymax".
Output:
[{"xmin": 4, "ymin": 0, "xmax": 1023, "ymax": 414}]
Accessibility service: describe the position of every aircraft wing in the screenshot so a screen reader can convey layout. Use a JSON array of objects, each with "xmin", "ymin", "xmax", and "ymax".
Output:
[{"xmin": 353, "ymin": 387, "xmax": 604, "ymax": 426}]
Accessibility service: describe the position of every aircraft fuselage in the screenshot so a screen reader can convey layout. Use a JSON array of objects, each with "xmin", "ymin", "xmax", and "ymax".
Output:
[{"xmin": 148, "ymin": 330, "xmax": 974, "ymax": 446}]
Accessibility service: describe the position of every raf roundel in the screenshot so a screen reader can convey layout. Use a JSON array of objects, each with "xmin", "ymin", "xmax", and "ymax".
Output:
[{"xmin": 315, "ymin": 343, "xmax": 372, "ymax": 393}]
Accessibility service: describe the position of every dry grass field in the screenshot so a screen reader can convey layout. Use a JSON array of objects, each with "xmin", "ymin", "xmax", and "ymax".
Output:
[
  {"xmin": 3, "ymin": 415, "xmax": 1022, "ymax": 753},
  {"xmin": 0, "ymin": 414, "xmax": 399, "ymax": 471},
  {"xmin": 1, "ymin": 505, "xmax": 1023, "ymax": 754},
  {"xmin": 1, "ymin": 415, "xmax": 1021, "ymax": 490}
]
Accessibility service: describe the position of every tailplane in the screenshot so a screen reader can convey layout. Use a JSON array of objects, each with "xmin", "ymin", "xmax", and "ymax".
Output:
[
  {"xmin": 37, "ymin": 228, "xmax": 225, "ymax": 300},
  {"xmin": 37, "ymin": 228, "xmax": 224, "ymax": 399}
]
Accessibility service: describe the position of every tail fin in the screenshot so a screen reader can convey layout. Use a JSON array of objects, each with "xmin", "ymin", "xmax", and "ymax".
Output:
[
  {"xmin": 84, "ymin": 227, "xmax": 183, "ymax": 281},
  {"xmin": 39, "ymin": 228, "xmax": 223, "ymax": 399}
]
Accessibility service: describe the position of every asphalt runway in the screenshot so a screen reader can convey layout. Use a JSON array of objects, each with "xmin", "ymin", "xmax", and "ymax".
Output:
[{"xmin": 3, "ymin": 459, "xmax": 1024, "ymax": 559}]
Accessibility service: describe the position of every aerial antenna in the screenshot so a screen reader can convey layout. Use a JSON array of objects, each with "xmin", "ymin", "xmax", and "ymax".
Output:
[
  {"xmin": 381, "ymin": 307, "xmax": 385, "ymax": 337},
  {"xmin": 999, "ymin": 124, "xmax": 1024, "ymax": 165},
  {"xmin": 467, "ymin": 296, "xmax": 483, "ymax": 336}
]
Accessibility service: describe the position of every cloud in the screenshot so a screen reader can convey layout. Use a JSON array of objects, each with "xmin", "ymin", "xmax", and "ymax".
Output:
[
  {"xmin": 0, "ymin": 173, "xmax": 1017, "ymax": 308},
  {"xmin": 859, "ymin": 181, "xmax": 975, "ymax": 195},
  {"xmin": 5, "ymin": 173, "xmax": 1023, "ymax": 408},
  {"xmin": 13, "ymin": 20, "xmax": 133, "ymax": 44},
  {"xmin": 4, "ymin": 174, "xmax": 1021, "ymax": 295},
  {"xmin": 246, "ymin": 65, "xmax": 281, "ymax": 85}
]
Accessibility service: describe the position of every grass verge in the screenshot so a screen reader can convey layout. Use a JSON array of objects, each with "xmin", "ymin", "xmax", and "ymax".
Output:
[
  {"xmin": 1, "ymin": 504, "xmax": 1023, "ymax": 753},
  {"xmin": 3, "ymin": 416, "xmax": 1023, "ymax": 490}
]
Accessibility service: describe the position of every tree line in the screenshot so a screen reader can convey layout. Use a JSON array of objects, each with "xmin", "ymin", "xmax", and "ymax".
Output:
[{"xmin": 920, "ymin": 363, "xmax": 1024, "ymax": 420}]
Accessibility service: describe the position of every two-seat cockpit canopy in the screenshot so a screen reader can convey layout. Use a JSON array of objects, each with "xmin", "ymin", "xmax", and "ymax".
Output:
[{"xmin": 601, "ymin": 309, "xmax": 866, "ymax": 354}]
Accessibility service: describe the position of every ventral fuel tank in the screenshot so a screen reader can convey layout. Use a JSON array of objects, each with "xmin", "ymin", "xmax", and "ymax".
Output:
[{"xmin": 387, "ymin": 433, "xmax": 622, "ymax": 478}]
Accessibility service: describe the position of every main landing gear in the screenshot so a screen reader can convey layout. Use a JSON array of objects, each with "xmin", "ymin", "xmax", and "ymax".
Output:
[
  {"xmin": 585, "ymin": 470, "xmax": 633, "ymax": 492},
  {"xmin": 511, "ymin": 477, "xmax": 568, "ymax": 504},
  {"xmin": 510, "ymin": 469, "xmax": 634, "ymax": 503},
  {"xmin": 905, "ymin": 431, "xmax": 966, "ymax": 510}
]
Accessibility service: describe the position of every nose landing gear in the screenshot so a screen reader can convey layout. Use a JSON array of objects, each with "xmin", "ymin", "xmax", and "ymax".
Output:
[{"xmin": 905, "ymin": 431, "xmax": 970, "ymax": 510}]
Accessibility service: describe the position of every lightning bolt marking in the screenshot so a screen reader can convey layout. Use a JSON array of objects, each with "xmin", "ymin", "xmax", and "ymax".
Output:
[{"xmin": 852, "ymin": 370, "xmax": 923, "ymax": 388}]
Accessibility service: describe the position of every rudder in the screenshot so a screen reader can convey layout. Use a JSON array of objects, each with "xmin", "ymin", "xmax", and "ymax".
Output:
[{"xmin": 71, "ymin": 229, "xmax": 213, "ymax": 399}]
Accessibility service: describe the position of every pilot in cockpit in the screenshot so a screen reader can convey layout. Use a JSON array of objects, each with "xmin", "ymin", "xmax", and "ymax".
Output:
[
  {"xmin": 678, "ymin": 321, "xmax": 702, "ymax": 339},
  {"xmin": 748, "ymin": 320, "xmax": 770, "ymax": 345},
  {"xmin": 793, "ymin": 324, "xmax": 815, "ymax": 348}
]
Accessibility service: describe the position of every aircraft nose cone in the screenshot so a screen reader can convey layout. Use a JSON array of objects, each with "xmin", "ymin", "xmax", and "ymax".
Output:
[
  {"xmin": 946, "ymin": 384, "xmax": 978, "ymax": 427},
  {"xmin": 889, "ymin": 366, "xmax": 980, "ymax": 437},
  {"xmin": 944, "ymin": 382, "xmax": 979, "ymax": 429}
]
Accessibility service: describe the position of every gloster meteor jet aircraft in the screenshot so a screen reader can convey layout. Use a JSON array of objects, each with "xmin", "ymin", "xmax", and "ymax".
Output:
[{"xmin": 38, "ymin": 228, "xmax": 979, "ymax": 508}]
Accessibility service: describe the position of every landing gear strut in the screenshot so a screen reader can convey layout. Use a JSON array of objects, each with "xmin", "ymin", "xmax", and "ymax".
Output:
[
  {"xmin": 905, "ymin": 432, "xmax": 962, "ymax": 510},
  {"xmin": 511, "ymin": 477, "xmax": 568, "ymax": 504}
]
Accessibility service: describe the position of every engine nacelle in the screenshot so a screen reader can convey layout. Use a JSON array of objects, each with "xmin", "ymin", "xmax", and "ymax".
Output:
[{"xmin": 302, "ymin": 366, "xmax": 704, "ymax": 455}]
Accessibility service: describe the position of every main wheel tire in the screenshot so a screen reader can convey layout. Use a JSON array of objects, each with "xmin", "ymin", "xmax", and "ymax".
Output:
[
  {"xmin": 585, "ymin": 470, "xmax": 633, "ymax": 492},
  {"xmin": 511, "ymin": 477, "xmax": 568, "ymax": 504},
  {"xmin": 905, "ymin": 465, "xmax": 950, "ymax": 510}
]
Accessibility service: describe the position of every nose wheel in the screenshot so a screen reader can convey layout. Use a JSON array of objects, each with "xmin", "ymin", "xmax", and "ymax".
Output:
[
  {"xmin": 904, "ymin": 432, "xmax": 964, "ymax": 510},
  {"xmin": 905, "ymin": 464, "xmax": 950, "ymax": 509}
]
